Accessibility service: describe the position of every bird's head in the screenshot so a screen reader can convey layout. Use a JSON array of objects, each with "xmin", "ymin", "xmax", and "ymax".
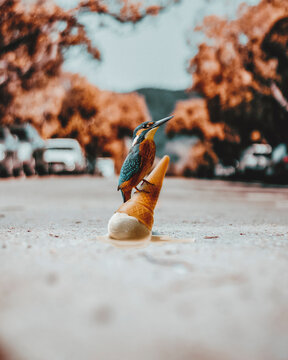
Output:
[{"xmin": 131, "ymin": 115, "xmax": 173, "ymax": 147}]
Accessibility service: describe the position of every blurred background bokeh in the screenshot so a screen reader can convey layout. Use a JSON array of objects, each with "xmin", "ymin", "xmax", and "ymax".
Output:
[{"xmin": 0, "ymin": 0, "xmax": 287, "ymax": 182}]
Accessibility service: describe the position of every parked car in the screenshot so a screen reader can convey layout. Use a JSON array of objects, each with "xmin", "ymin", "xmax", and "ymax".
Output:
[
  {"xmin": 237, "ymin": 144, "xmax": 272, "ymax": 178},
  {"xmin": 214, "ymin": 162, "xmax": 237, "ymax": 178},
  {"xmin": 95, "ymin": 157, "xmax": 115, "ymax": 177},
  {"xmin": 10, "ymin": 124, "xmax": 47, "ymax": 175},
  {"xmin": 0, "ymin": 126, "xmax": 22, "ymax": 177},
  {"xmin": 43, "ymin": 138, "xmax": 86, "ymax": 174},
  {"xmin": 266, "ymin": 143, "xmax": 288, "ymax": 182}
]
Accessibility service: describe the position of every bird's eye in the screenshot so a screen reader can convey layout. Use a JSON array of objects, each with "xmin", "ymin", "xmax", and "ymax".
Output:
[{"xmin": 143, "ymin": 122, "xmax": 153, "ymax": 129}]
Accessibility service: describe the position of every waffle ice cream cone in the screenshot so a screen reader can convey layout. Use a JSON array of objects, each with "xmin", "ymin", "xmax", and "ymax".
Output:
[{"xmin": 108, "ymin": 155, "xmax": 170, "ymax": 240}]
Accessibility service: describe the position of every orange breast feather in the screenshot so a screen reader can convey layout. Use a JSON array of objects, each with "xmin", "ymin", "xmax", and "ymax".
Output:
[{"xmin": 139, "ymin": 140, "xmax": 156, "ymax": 176}]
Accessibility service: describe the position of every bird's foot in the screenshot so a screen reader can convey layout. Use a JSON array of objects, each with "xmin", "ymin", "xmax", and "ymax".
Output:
[
  {"xmin": 135, "ymin": 186, "xmax": 150, "ymax": 194},
  {"xmin": 141, "ymin": 179, "xmax": 155, "ymax": 186}
]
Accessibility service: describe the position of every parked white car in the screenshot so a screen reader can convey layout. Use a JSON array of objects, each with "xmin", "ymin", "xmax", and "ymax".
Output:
[
  {"xmin": 44, "ymin": 139, "xmax": 86, "ymax": 174},
  {"xmin": 237, "ymin": 144, "xmax": 272, "ymax": 177},
  {"xmin": 95, "ymin": 157, "xmax": 115, "ymax": 177},
  {"xmin": 10, "ymin": 124, "xmax": 46, "ymax": 176},
  {"xmin": 0, "ymin": 126, "xmax": 22, "ymax": 177}
]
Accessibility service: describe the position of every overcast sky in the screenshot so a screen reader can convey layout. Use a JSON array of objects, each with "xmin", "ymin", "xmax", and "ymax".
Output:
[{"xmin": 58, "ymin": 0, "xmax": 260, "ymax": 92}]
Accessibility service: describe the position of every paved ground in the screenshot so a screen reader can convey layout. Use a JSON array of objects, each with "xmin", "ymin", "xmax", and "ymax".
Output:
[{"xmin": 0, "ymin": 176, "xmax": 287, "ymax": 360}]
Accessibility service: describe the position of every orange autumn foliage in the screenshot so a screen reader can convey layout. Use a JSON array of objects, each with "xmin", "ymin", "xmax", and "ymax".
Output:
[
  {"xmin": 79, "ymin": 0, "xmax": 174, "ymax": 23},
  {"xmin": 0, "ymin": 0, "xmax": 175, "ymax": 171},
  {"xmin": 166, "ymin": 98, "xmax": 237, "ymax": 142},
  {"xmin": 0, "ymin": 0, "xmax": 101, "ymax": 125},
  {"xmin": 3, "ymin": 72, "xmax": 150, "ymax": 172},
  {"xmin": 168, "ymin": 0, "xmax": 288, "ymax": 175},
  {"xmin": 183, "ymin": 141, "xmax": 218, "ymax": 178},
  {"xmin": 166, "ymin": 98, "xmax": 238, "ymax": 176},
  {"xmin": 56, "ymin": 74, "xmax": 151, "ymax": 172},
  {"xmin": 191, "ymin": 0, "xmax": 288, "ymax": 110}
]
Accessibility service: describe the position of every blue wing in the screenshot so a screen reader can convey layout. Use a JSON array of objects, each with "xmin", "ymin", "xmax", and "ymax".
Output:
[{"xmin": 118, "ymin": 144, "xmax": 141, "ymax": 187}]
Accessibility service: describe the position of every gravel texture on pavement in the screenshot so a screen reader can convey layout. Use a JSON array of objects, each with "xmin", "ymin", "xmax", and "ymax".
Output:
[{"xmin": 0, "ymin": 176, "xmax": 287, "ymax": 360}]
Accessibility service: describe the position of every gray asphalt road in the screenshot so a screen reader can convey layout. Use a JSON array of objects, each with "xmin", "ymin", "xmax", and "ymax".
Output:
[{"xmin": 0, "ymin": 176, "xmax": 287, "ymax": 360}]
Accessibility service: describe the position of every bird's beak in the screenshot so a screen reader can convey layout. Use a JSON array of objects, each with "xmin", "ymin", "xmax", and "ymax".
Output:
[
  {"xmin": 145, "ymin": 115, "xmax": 174, "ymax": 140},
  {"xmin": 151, "ymin": 115, "xmax": 174, "ymax": 129}
]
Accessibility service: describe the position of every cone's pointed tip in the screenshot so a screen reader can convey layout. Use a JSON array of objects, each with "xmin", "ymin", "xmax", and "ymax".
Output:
[
  {"xmin": 158, "ymin": 155, "xmax": 170, "ymax": 173},
  {"xmin": 162, "ymin": 155, "xmax": 170, "ymax": 164},
  {"xmin": 155, "ymin": 155, "xmax": 170, "ymax": 172},
  {"xmin": 146, "ymin": 155, "xmax": 170, "ymax": 185}
]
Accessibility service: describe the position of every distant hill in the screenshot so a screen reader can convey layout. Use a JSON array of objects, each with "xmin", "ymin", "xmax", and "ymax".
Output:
[
  {"xmin": 134, "ymin": 87, "xmax": 201, "ymax": 154},
  {"xmin": 135, "ymin": 88, "xmax": 199, "ymax": 120}
]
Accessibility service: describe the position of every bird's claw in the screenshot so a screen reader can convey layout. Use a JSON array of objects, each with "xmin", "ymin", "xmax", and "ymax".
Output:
[
  {"xmin": 141, "ymin": 179, "xmax": 155, "ymax": 186},
  {"xmin": 135, "ymin": 186, "xmax": 150, "ymax": 194}
]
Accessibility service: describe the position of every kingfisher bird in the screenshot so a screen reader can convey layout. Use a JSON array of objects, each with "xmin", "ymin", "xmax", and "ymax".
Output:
[{"xmin": 118, "ymin": 115, "xmax": 173, "ymax": 202}]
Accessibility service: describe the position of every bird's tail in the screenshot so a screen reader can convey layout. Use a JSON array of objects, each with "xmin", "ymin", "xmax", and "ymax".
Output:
[{"xmin": 120, "ymin": 188, "xmax": 131, "ymax": 203}]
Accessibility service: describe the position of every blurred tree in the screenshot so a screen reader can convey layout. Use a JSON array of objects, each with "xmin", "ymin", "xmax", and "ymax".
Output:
[
  {"xmin": 56, "ymin": 73, "xmax": 150, "ymax": 172},
  {"xmin": 0, "ymin": 0, "xmax": 176, "ymax": 171},
  {"xmin": 166, "ymin": 98, "xmax": 239, "ymax": 176},
  {"xmin": 0, "ymin": 0, "xmax": 101, "ymax": 123},
  {"xmin": 167, "ymin": 0, "xmax": 288, "ymax": 176},
  {"xmin": 78, "ymin": 0, "xmax": 175, "ymax": 23}
]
